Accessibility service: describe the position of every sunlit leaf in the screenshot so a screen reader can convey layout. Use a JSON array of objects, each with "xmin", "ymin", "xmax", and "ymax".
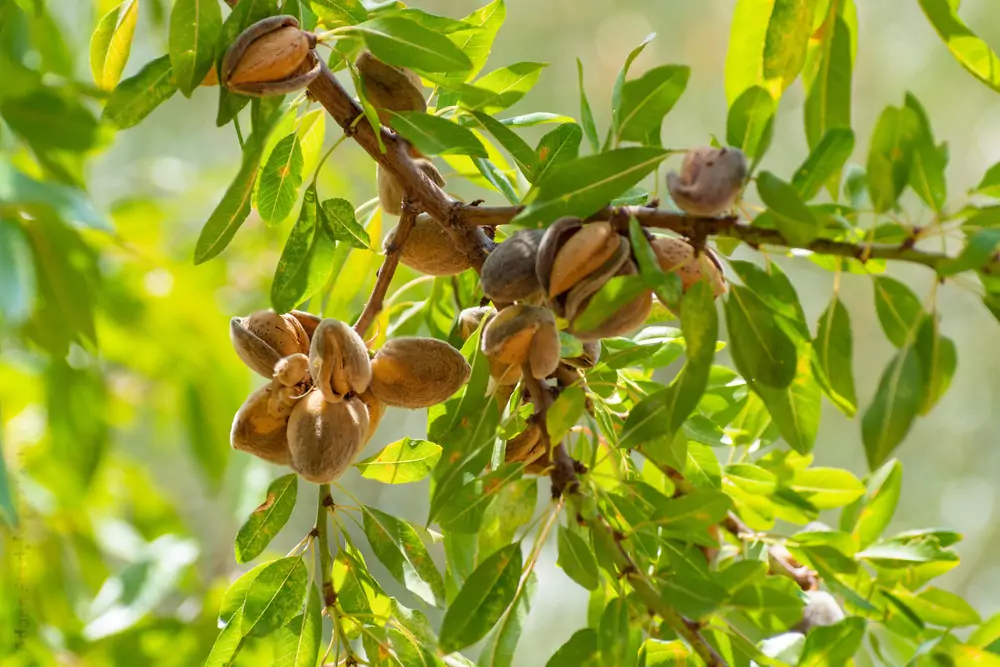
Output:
[
  {"xmin": 557, "ymin": 527, "xmax": 599, "ymax": 591},
  {"xmin": 616, "ymin": 64, "xmax": 690, "ymax": 144},
  {"xmin": 789, "ymin": 467, "xmax": 864, "ymax": 510},
  {"xmin": 867, "ymin": 104, "xmax": 919, "ymax": 213},
  {"xmin": 103, "ymin": 55, "xmax": 178, "ymax": 130},
  {"xmin": 577, "ymin": 58, "xmax": 600, "ymax": 153},
  {"xmin": 914, "ymin": 313, "xmax": 957, "ymax": 415},
  {"xmin": 756, "ymin": 171, "xmax": 819, "ymax": 246},
  {"xmin": 468, "ymin": 110, "xmax": 537, "ymax": 179},
  {"xmin": 477, "ymin": 573, "xmax": 536, "ymax": 667},
  {"xmin": 813, "ymin": 293, "xmax": 857, "ymax": 416},
  {"xmin": 889, "ymin": 587, "xmax": 981, "ymax": 627},
  {"xmin": 258, "ymin": 134, "xmax": 305, "ymax": 225},
  {"xmin": 798, "ymin": 616, "xmax": 865, "ymax": 667},
  {"xmin": 90, "ymin": 0, "xmax": 138, "ymax": 91},
  {"xmin": 792, "ymin": 128, "xmax": 854, "ymax": 201},
  {"xmin": 169, "ymin": 0, "xmax": 222, "ymax": 97},
  {"xmin": 321, "ymin": 198, "xmax": 371, "ymax": 249},
  {"xmin": 308, "ymin": 0, "xmax": 367, "ymax": 26},
  {"xmin": 726, "ymin": 86, "xmax": 775, "ymax": 164},
  {"xmin": 234, "ymin": 474, "xmax": 298, "ymax": 564},
  {"xmin": 274, "ymin": 584, "xmax": 321, "ymax": 667},
  {"xmin": 534, "ymin": 123, "xmax": 582, "ymax": 184},
  {"xmin": 571, "ymin": 275, "xmax": 648, "ymax": 334},
  {"xmin": 872, "ymin": 276, "xmax": 923, "ymax": 347},
  {"xmin": 905, "ymin": 93, "xmax": 948, "ymax": 212},
  {"xmin": 803, "ymin": 0, "xmax": 856, "ymax": 150},
  {"xmin": 725, "ymin": 285, "xmax": 797, "ymax": 389},
  {"xmin": 851, "ymin": 459, "xmax": 902, "ymax": 550},
  {"xmin": 457, "ymin": 62, "xmax": 548, "ymax": 114},
  {"xmin": 356, "ymin": 437, "xmax": 442, "ymax": 483},
  {"xmin": 440, "ymin": 0, "xmax": 506, "ymax": 84},
  {"xmin": 919, "ymin": 0, "xmax": 1000, "ymax": 93},
  {"xmin": 609, "ymin": 33, "xmax": 656, "ymax": 143}
]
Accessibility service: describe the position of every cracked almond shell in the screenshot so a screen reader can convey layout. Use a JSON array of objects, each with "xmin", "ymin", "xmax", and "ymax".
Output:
[
  {"xmin": 667, "ymin": 146, "xmax": 748, "ymax": 217},
  {"xmin": 546, "ymin": 221, "xmax": 621, "ymax": 297},
  {"xmin": 231, "ymin": 383, "xmax": 293, "ymax": 465},
  {"xmin": 287, "ymin": 390, "xmax": 370, "ymax": 483},
  {"xmin": 569, "ymin": 260, "xmax": 653, "ymax": 341},
  {"xmin": 377, "ymin": 159, "xmax": 445, "ymax": 216},
  {"xmin": 221, "ymin": 16, "xmax": 320, "ymax": 96},
  {"xmin": 482, "ymin": 305, "xmax": 561, "ymax": 379},
  {"xmin": 309, "ymin": 319, "xmax": 372, "ymax": 403},
  {"xmin": 369, "ymin": 337, "xmax": 472, "ymax": 408},
  {"xmin": 231, "ymin": 310, "xmax": 310, "ymax": 377},
  {"xmin": 649, "ymin": 237, "xmax": 726, "ymax": 297},
  {"xmin": 355, "ymin": 51, "xmax": 427, "ymax": 125}
]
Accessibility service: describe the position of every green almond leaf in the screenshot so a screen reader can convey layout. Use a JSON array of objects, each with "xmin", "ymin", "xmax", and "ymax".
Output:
[
  {"xmin": 789, "ymin": 467, "xmax": 864, "ymax": 510},
  {"xmin": 242, "ymin": 556, "xmax": 308, "ymax": 638},
  {"xmin": 0, "ymin": 159, "xmax": 108, "ymax": 231},
  {"xmin": 610, "ymin": 33, "xmax": 656, "ymax": 137},
  {"xmin": 852, "ymin": 459, "xmax": 902, "ymax": 550},
  {"xmin": 439, "ymin": 542, "xmax": 523, "ymax": 654},
  {"xmin": 321, "ymin": 198, "xmax": 371, "ymax": 249},
  {"xmin": 458, "ymin": 62, "xmax": 548, "ymax": 114},
  {"xmin": 513, "ymin": 147, "xmax": 669, "ymax": 227},
  {"xmin": 362, "ymin": 505, "xmax": 445, "ymax": 606},
  {"xmin": 271, "ymin": 186, "xmax": 337, "ymax": 312},
  {"xmin": 904, "ymin": 93, "xmax": 948, "ymax": 212},
  {"xmin": 867, "ymin": 104, "xmax": 920, "ymax": 213},
  {"xmin": 798, "ymin": 617, "xmax": 865, "ymax": 667},
  {"xmin": 347, "ymin": 16, "xmax": 473, "ymax": 73},
  {"xmin": 652, "ymin": 489, "xmax": 732, "ymax": 532},
  {"xmin": 389, "ymin": 111, "xmax": 488, "ymax": 157},
  {"xmin": 862, "ymin": 346, "xmax": 924, "ymax": 470},
  {"xmin": 727, "ymin": 260, "xmax": 810, "ymax": 340},
  {"xmin": 973, "ymin": 163, "xmax": 1000, "ymax": 198},
  {"xmin": 0, "ymin": 424, "xmax": 17, "ymax": 528},
  {"xmin": 194, "ymin": 126, "xmax": 274, "ymax": 264},
  {"xmin": 235, "ymin": 474, "xmax": 298, "ymax": 564},
  {"xmin": 534, "ymin": 123, "xmax": 582, "ymax": 185},
  {"xmin": 90, "ymin": 0, "xmax": 138, "ymax": 91},
  {"xmin": 939, "ymin": 229, "xmax": 1000, "ymax": 276},
  {"xmin": 213, "ymin": 0, "xmax": 277, "ymax": 127},
  {"xmin": 726, "ymin": 86, "xmax": 775, "ymax": 165},
  {"xmin": 309, "ymin": 0, "xmax": 368, "ymax": 27},
  {"xmin": 725, "ymin": 285, "xmax": 798, "ymax": 389},
  {"xmin": 629, "ymin": 218, "xmax": 682, "ymax": 309},
  {"xmin": 546, "ymin": 385, "xmax": 586, "ymax": 444},
  {"xmin": 478, "ymin": 478, "xmax": 537, "ymax": 559},
  {"xmin": 813, "ymin": 294, "xmax": 858, "ymax": 417},
  {"xmin": 571, "ymin": 274, "xmax": 648, "ymax": 334},
  {"xmin": 258, "ymin": 134, "xmax": 305, "ymax": 225},
  {"xmin": 102, "ymin": 55, "xmax": 178, "ymax": 130},
  {"xmin": 500, "ymin": 112, "xmax": 576, "ymax": 127},
  {"xmin": 762, "ymin": 0, "xmax": 812, "ymax": 93},
  {"xmin": 477, "ymin": 572, "xmax": 536, "ymax": 667},
  {"xmin": 752, "ymin": 365, "xmax": 823, "ymax": 454},
  {"xmin": 2, "ymin": 88, "xmax": 100, "ymax": 152},
  {"xmin": 274, "ymin": 585, "xmax": 321, "ymax": 667},
  {"xmin": 856, "ymin": 538, "xmax": 957, "ymax": 565},
  {"xmin": 439, "ymin": 0, "xmax": 505, "ymax": 84},
  {"xmin": 218, "ymin": 561, "xmax": 272, "ymax": 623},
  {"xmin": 616, "ymin": 64, "xmax": 690, "ymax": 144},
  {"xmin": 169, "ymin": 0, "xmax": 222, "ymax": 97},
  {"xmin": 725, "ymin": 464, "xmax": 777, "ymax": 496},
  {"xmin": 889, "ymin": 587, "xmax": 981, "ymax": 627},
  {"xmin": 577, "ymin": 58, "xmax": 600, "ymax": 154},
  {"xmin": 792, "ymin": 128, "xmax": 855, "ymax": 201},
  {"xmin": 919, "ymin": 0, "xmax": 1000, "ymax": 93},
  {"xmin": 756, "ymin": 171, "xmax": 819, "ymax": 246},
  {"xmin": 474, "ymin": 156, "xmax": 520, "ymax": 204},
  {"xmin": 204, "ymin": 608, "xmax": 245, "ymax": 667},
  {"xmin": 356, "ymin": 437, "xmax": 442, "ymax": 484},
  {"xmin": 468, "ymin": 110, "xmax": 537, "ymax": 179},
  {"xmin": 872, "ymin": 276, "xmax": 923, "ymax": 347},
  {"xmin": 546, "ymin": 628, "xmax": 599, "ymax": 667},
  {"xmin": 803, "ymin": 0, "xmax": 856, "ymax": 150},
  {"xmin": 598, "ymin": 596, "xmax": 634, "ymax": 666},
  {"xmin": 557, "ymin": 527, "xmax": 599, "ymax": 591},
  {"xmin": 914, "ymin": 314, "xmax": 957, "ymax": 415},
  {"xmin": 386, "ymin": 8, "xmax": 478, "ymax": 34},
  {"xmin": 969, "ymin": 612, "xmax": 1000, "ymax": 649},
  {"xmin": 0, "ymin": 220, "xmax": 32, "ymax": 329},
  {"xmin": 725, "ymin": 0, "xmax": 772, "ymax": 104}
]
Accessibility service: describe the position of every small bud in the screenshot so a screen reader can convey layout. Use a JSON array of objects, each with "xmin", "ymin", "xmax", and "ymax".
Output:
[
  {"xmin": 481, "ymin": 229, "xmax": 545, "ymax": 302},
  {"xmin": 667, "ymin": 146, "xmax": 748, "ymax": 217},
  {"xmin": 221, "ymin": 16, "xmax": 320, "ymax": 97}
]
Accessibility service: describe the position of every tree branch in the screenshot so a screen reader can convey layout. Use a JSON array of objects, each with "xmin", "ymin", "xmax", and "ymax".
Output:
[
  {"xmin": 722, "ymin": 512, "xmax": 819, "ymax": 591},
  {"xmin": 354, "ymin": 203, "xmax": 418, "ymax": 337},
  {"xmin": 305, "ymin": 60, "xmax": 494, "ymax": 273},
  {"xmin": 519, "ymin": 366, "xmax": 579, "ymax": 498},
  {"xmin": 315, "ymin": 484, "xmax": 357, "ymax": 663}
]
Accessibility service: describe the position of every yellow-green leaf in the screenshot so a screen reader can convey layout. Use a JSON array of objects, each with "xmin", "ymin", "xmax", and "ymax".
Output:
[{"xmin": 90, "ymin": 0, "xmax": 139, "ymax": 91}]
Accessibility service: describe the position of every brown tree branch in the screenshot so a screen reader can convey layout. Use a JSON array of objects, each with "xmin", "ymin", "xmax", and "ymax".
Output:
[
  {"xmin": 519, "ymin": 366, "xmax": 579, "ymax": 498},
  {"xmin": 305, "ymin": 60, "xmax": 494, "ymax": 273},
  {"xmin": 353, "ymin": 203, "xmax": 418, "ymax": 336},
  {"xmin": 722, "ymin": 512, "xmax": 819, "ymax": 591}
]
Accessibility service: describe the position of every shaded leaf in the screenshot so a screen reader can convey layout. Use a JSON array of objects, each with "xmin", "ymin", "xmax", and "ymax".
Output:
[
  {"xmin": 914, "ymin": 314, "xmax": 956, "ymax": 415},
  {"xmin": 440, "ymin": 0, "xmax": 506, "ymax": 84},
  {"xmin": 362, "ymin": 505, "xmax": 445, "ymax": 605},
  {"xmin": 725, "ymin": 285, "xmax": 798, "ymax": 388},
  {"xmin": 242, "ymin": 556, "xmax": 308, "ymax": 638},
  {"xmin": 904, "ymin": 93, "xmax": 948, "ymax": 212},
  {"xmin": 557, "ymin": 527, "xmax": 599, "ymax": 591},
  {"xmin": 468, "ymin": 110, "xmax": 537, "ymax": 179},
  {"xmin": 803, "ymin": 0, "xmax": 856, "ymax": 150},
  {"xmin": 477, "ymin": 573, "xmax": 536, "ymax": 667},
  {"xmin": 274, "ymin": 584, "xmax": 321, "ymax": 667},
  {"xmin": 889, "ymin": 587, "xmax": 981, "ymax": 627},
  {"xmin": 169, "ymin": 0, "xmax": 222, "ymax": 97},
  {"xmin": 872, "ymin": 276, "xmax": 923, "ymax": 347},
  {"xmin": 577, "ymin": 58, "xmax": 600, "ymax": 153},
  {"xmin": 867, "ymin": 104, "xmax": 919, "ymax": 213},
  {"xmin": 271, "ymin": 185, "xmax": 337, "ymax": 312},
  {"xmin": 862, "ymin": 346, "xmax": 924, "ymax": 470},
  {"xmin": 308, "ymin": 0, "xmax": 367, "ymax": 26},
  {"xmin": 2, "ymin": 88, "xmax": 99, "ymax": 152},
  {"xmin": 798, "ymin": 616, "xmax": 865, "ymax": 667},
  {"xmin": 757, "ymin": 171, "xmax": 819, "ymax": 246},
  {"xmin": 235, "ymin": 474, "xmax": 298, "ymax": 564},
  {"xmin": 389, "ymin": 111, "xmax": 488, "ymax": 157},
  {"xmin": 813, "ymin": 294, "xmax": 858, "ymax": 416},
  {"xmin": 792, "ymin": 128, "xmax": 854, "ymax": 201},
  {"xmin": 535, "ymin": 123, "xmax": 582, "ymax": 185},
  {"xmin": 513, "ymin": 147, "xmax": 668, "ymax": 227},
  {"xmin": 546, "ymin": 628, "xmax": 599, "ymax": 667},
  {"xmin": 439, "ymin": 542, "xmax": 522, "ymax": 654}
]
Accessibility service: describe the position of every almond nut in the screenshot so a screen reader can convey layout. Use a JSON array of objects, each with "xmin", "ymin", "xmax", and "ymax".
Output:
[
  {"xmin": 378, "ymin": 159, "xmax": 445, "ymax": 216},
  {"xmin": 309, "ymin": 319, "xmax": 372, "ymax": 403},
  {"xmin": 547, "ymin": 221, "xmax": 620, "ymax": 297},
  {"xmin": 356, "ymin": 51, "xmax": 427, "ymax": 125},
  {"xmin": 667, "ymin": 146, "xmax": 748, "ymax": 217},
  {"xmin": 481, "ymin": 229, "xmax": 544, "ymax": 302},
  {"xmin": 231, "ymin": 310, "xmax": 310, "ymax": 377},
  {"xmin": 385, "ymin": 213, "xmax": 473, "ymax": 276},
  {"xmin": 458, "ymin": 306, "xmax": 497, "ymax": 340},
  {"xmin": 231, "ymin": 383, "xmax": 293, "ymax": 465},
  {"xmin": 649, "ymin": 237, "xmax": 726, "ymax": 297},
  {"xmin": 369, "ymin": 337, "xmax": 472, "ymax": 408},
  {"xmin": 287, "ymin": 389, "xmax": 370, "ymax": 484},
  {"xmin": 482, "ymin": 304, "xmax": 561, "ymax": 379},
  {"xmin": 569, "ymin": 260, "xmax": 653, "ymax": 341}
]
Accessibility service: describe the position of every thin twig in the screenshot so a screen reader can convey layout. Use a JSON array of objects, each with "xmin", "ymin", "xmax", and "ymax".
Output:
[
  {"xmin": 353, "ymin": 204, "xmax": 418, "ymax": 337},
  {"xmin": 722, "ymin": 512, "xmax": 819, "ymax": 591},
  {"xmin": 315, "ymin": 484, "xmax": 358, "ymax": 664},
  {"xmin": 519, "ymin": 365, "xmax": 579, "ymax": 498}
]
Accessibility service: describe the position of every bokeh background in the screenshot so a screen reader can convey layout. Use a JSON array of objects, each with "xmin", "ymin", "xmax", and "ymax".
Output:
[{"xmin": 3, "ymin": 0, "xmax": 1000, "ymax": 664}]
